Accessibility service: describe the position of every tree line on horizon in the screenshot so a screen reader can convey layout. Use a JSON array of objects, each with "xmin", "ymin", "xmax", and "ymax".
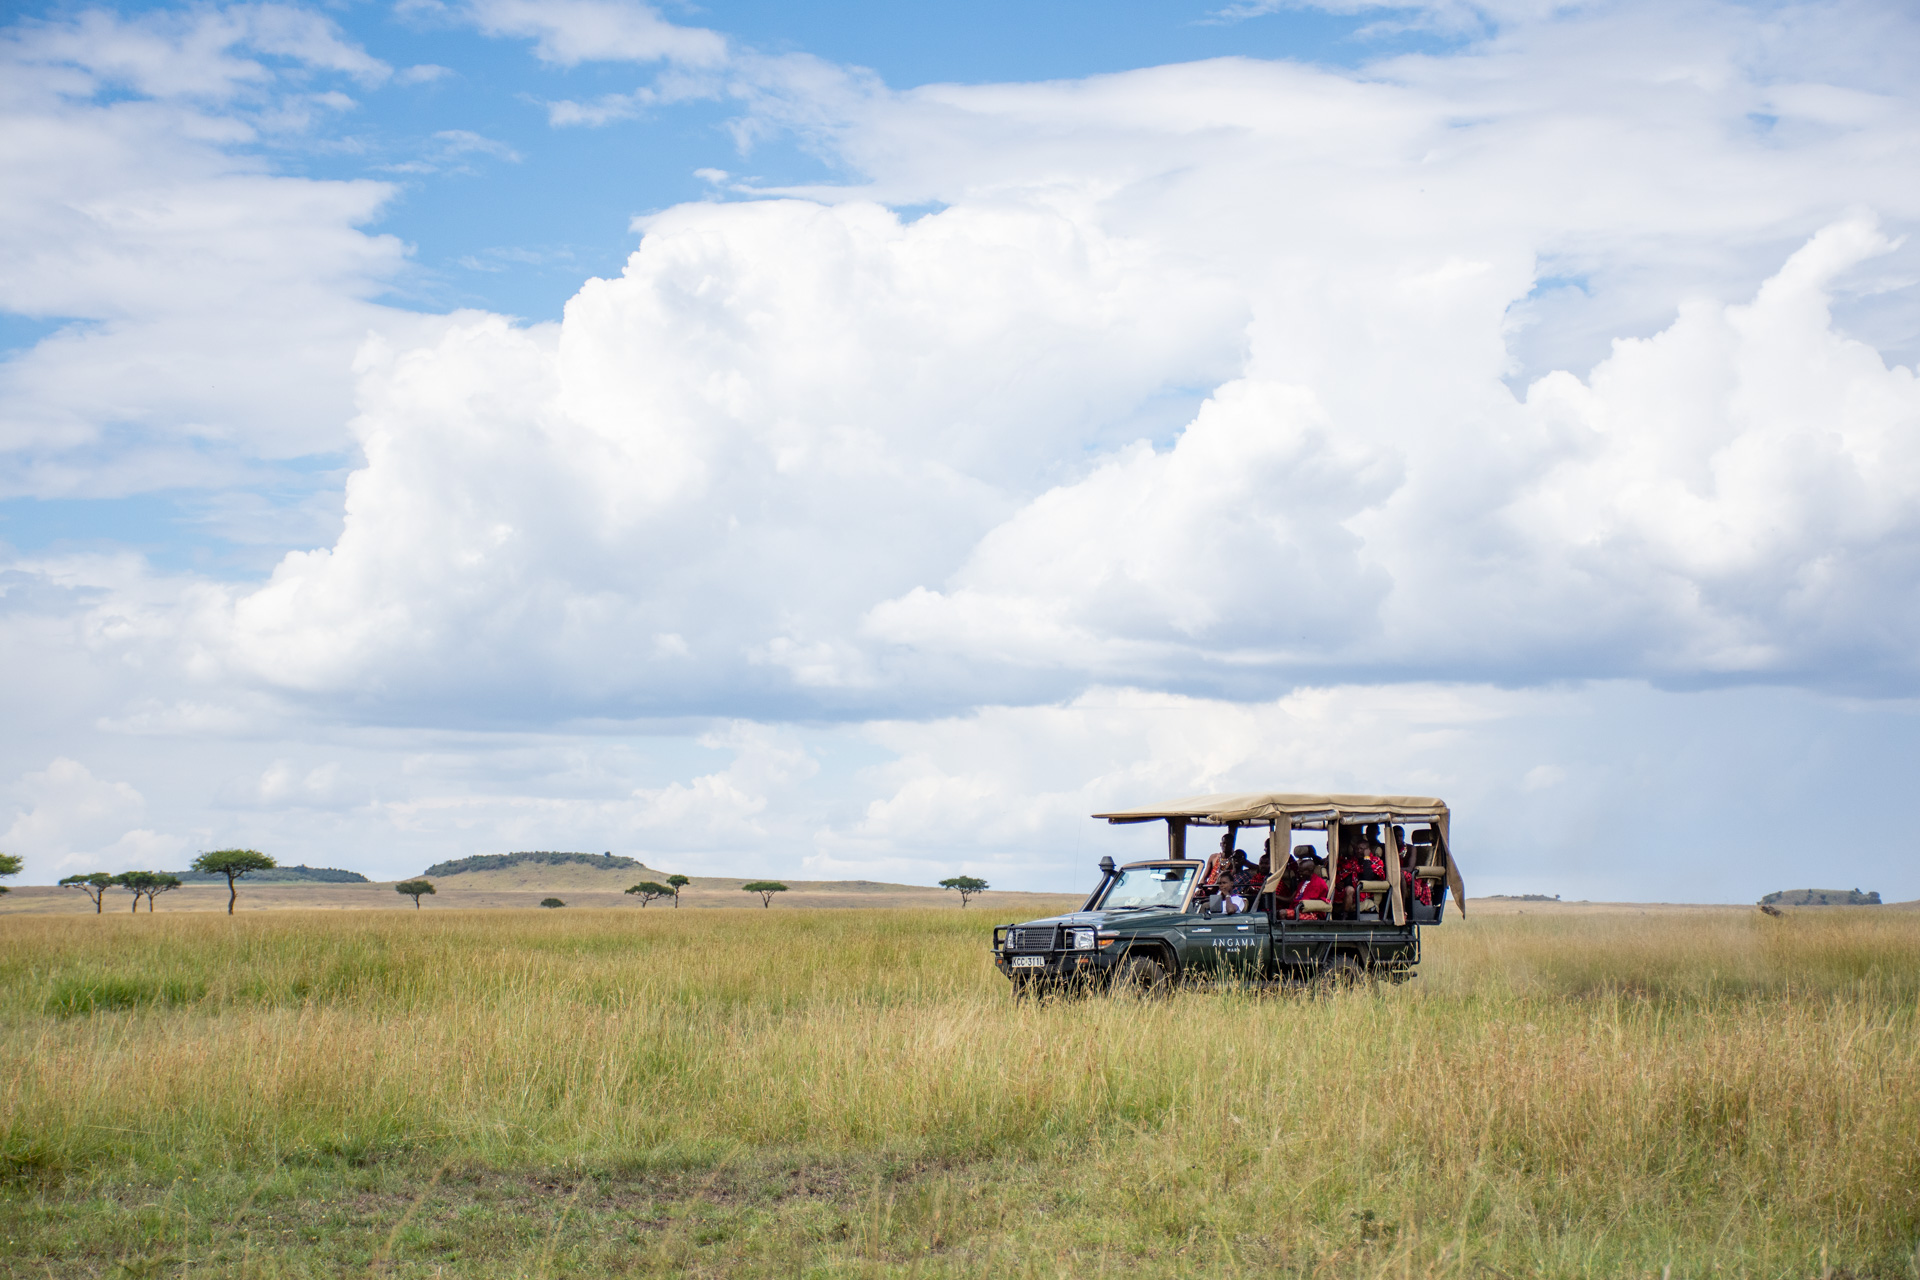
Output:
[
  {"xmin": 11, "ymin": 847, "xmax": 999, "ymax": 915},
  {"xmin": 59, "ymin": 850, "xmax": 275, "ymax": 914}
]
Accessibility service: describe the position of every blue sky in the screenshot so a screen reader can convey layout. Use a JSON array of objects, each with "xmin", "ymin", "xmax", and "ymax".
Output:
[
  {"xmin": 0, "ymin": 0, "xmax": 1451, "ymax": 570},
  {"xmin": 8, "ymin": 0, "xmax": 1449, "ymax": 330},
  {"xmin": 3, "ymin": 0, "xmax": 1919, "ymax": 900}
]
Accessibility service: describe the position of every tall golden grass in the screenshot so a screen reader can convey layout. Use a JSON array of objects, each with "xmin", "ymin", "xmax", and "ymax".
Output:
[{"xmin": 3, "ymin": 906, "xmax": 1917, "ymax": 1276}]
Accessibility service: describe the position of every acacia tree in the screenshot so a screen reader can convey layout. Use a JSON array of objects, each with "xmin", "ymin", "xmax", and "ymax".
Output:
[
  {"xmin": 395, "ymin": 878, "xmax": 435, "ymax": 909},
  {"xmin": 540, "ymin": 897, "xmax": 566, "ymax": 909},
  {"xmin": 141, "ymin": 872, "xmax": 182, "ymax": 912},
  {"xmin": 742, "ymin": 881, "xmax": 787, "ymax": 908},
  {"xmin": 115, "ymin": 871, "xmax": 182, "ymax": 912},
  {"xmin": 191, "ymin": 849, "xmax": 276, "ymax": 915},
  {"xmin": 0, "ymin": 852, "xmax": 20, "ymax": 895},
  {"xmin": 60, "ymin": 872, "xmax": 116, "ymax": 913},
  {"xmin": 111, "ymin": 871, "xmax": 145, "ymax": 912},
  {"xmin": 939, "ymin": 875, "xmax": 990, "ymax": 907},
  {"xmin": 626, "ymin": 881, "xmax": 670, "ymax": 907},
  {"xmin": 667, "ymin": 874, "xmax": 690, "ymax": 907}
]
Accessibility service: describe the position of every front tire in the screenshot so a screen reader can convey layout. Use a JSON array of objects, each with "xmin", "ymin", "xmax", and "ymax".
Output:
[{"xmin": 1115, "ymin": 953, "xmax": 1170, "ymax": 996}]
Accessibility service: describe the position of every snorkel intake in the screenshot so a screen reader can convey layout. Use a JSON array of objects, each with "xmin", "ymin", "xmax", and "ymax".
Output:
[{"xmin": 1082, "ymin": 856, "xmax": 1118, "ymax": 911}]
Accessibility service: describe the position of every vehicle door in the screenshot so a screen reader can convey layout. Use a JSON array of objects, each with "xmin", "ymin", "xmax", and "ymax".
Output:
[{"xmin": 1179, "ymin": 914, "xmax": 1271, "ymax": 980}]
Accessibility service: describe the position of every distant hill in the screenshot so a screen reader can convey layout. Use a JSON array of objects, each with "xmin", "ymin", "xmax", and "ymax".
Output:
[
  {"xmin": 417, "ymin": 852, "xmax": 948, "ymax": 896},
  {"xmin": 169, "ymin": 864, "xmax": 369, "ymax": 885},
  {"xmin": 1760, "ymin": 888, "xmax": 1882, "ymax": 906},
  {"xmin": 423, "ymin": 851, "xmax": 646, "ymax": 878}
]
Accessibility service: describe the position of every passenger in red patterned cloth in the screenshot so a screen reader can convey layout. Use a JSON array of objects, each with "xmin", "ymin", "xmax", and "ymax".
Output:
[
  {"xmin": 1335, "ymin": 826, "xmax": 1386, "ymax": 916},
  {"xmin": 1268, "ymin": 845, "xmax": 1308, "ymax": 905},
  {"xmin": 1403, "ymin": 852, "xmax": 1435, "ymax": 907},
  {"xmin": 1356, "ymin": 831, "xmax": 1388, "ymax": 915},
  {"xmin": 1405, "ymin": 830, "xmax": 1436, "ymax": 906},
  {"xmin": 1279, "ymin": 861, "xmax": 1329, "ymax": 919}
]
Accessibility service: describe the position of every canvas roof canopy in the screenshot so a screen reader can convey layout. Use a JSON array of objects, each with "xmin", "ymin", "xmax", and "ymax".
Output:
[
  {"xmin": 1092, "ymin": 792, "xmax": 1449, "ymax": 826},
  {"xmin": 1092, "ymin": 790, "xmax": 1464, "ymax": 921}
]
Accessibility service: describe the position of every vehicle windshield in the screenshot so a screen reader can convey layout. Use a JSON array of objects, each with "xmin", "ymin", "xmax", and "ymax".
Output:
[{"xmin": 1095, "ymin": 864, "xmax": 1195, "ymax": 911}]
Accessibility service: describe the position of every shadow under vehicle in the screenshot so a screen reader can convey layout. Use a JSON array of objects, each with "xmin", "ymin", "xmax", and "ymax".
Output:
[{"xmin": 991, "ymin": 792, "xmax": 1466, "ymax": 991}]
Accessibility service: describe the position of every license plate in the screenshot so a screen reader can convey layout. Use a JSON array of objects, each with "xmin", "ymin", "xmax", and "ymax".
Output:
[{"xmin": 1011, "ymin": 955, "xmax": 1046, "ymax": 968}]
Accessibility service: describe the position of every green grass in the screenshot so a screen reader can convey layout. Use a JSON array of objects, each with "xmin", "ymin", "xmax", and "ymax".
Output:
[{"xmin": 2, "ymin": 906, "xmax": 1917, "ymax": 1277}]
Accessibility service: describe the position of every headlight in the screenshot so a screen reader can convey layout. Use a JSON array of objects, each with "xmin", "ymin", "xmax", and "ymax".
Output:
[{"xmin": 1071, "ymin": 928, "xmax": 1096, "ymax": 950}]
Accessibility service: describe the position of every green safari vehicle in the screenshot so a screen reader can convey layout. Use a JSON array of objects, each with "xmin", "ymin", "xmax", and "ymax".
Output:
[{"xmin": 991, "ymin": 792, "xmax": 1466, "ymax": 990}]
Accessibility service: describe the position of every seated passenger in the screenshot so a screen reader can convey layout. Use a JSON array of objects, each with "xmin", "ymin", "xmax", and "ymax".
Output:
[
  {"xmin": 1201, "ymin": 833, "xmax": 1234, "ymax": 891},
  {"xmin": 1335, "ymin": 826, "xmax": 1386, "ymax": 917},
  {"xmin": 1405, "ymin": 830, "xmax": 1436, "ymax": 906},
  {"xmin": 1196, "ymin": 837, "xmax": 1225, "ymax": 910},
  {"xmin": 1209, "ymin": 848, "xmax": 1253, "ymax": 915},
  {"xmin": 1357, "ymin": 830, "xmax": 1389, "ymax": 915},
  {"xmin": 1273, "ymin": 844, "xmax": 1314, "ymax": 897},
  {"xmin": 1277, "ymin": 860, "xmax": 1329, "ymax": 919},
  {"xmin": 1198, "ymin": 835, "xmax": 1235, "ymax": 913}
]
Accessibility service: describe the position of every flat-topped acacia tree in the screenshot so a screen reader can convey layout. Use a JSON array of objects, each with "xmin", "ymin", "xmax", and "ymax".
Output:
[
  {"xmin": 0, "ymin": 852, "xmax": 20, "ymax": 895},
  {"xmin": 742, "ymin": 881, "xmax": 787, "ymax": 908},
  {"xmin": 191, "ymin": 849, "xmax": 276, "ymax": 915},
  {"xmin": 940, "ymin": 875, "xmax": 990, "ymax": 907},
  {"xmin": 667, "ymin": 874, "xmax": 690, "ymax": 907},
  {"xmin": 116, "ymin": 871, "xmax": 182, "ymax": 912},
  {"xmin": 60, "ymin": 872, "xmax": 116, "ymax": 913},
  {"xmin": 395, "ymin": 879, "xmax": 435, "ymax": 909},
  {"xmin": 626, "ymin": 881, "xmax": 670, "ymax": 907}
]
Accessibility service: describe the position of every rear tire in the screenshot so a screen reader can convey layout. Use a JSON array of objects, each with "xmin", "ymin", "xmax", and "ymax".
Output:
[{"xmin": 1316, "ymin": 954, "xmax": 1368, "ymax": 994}]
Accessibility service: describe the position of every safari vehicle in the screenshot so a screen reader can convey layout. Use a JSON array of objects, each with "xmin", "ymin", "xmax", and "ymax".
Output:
[{"xmin": 991, "ymin": 792, "xmax": 1465, "ymax": 990}]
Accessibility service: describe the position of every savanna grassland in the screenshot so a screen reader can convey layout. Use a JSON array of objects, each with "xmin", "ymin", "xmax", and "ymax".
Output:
[{"xmin": 2, "ymin": 906, "xmax": 1917, "ymax": 1278}]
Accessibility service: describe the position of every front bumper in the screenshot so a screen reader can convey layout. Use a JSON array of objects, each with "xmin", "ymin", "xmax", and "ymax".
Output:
[
  {"xmin": 991, "ymin": 924, "xmax": 1121, "ymax": 981},
  {"xmin": 993, "ymin": 950, "xmax": 1116, "ymax": 980}
]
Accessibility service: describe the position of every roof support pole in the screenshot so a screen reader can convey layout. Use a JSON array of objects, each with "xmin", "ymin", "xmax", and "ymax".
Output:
[
  {"xmin": 1383, "ymin": 822, "xmax": 1407, "ymax": 927},
  {"xmin": 1167, "ymin": 817, "xmax": 1188, "ymax": 861},
  {"xmin": 1326, "ymin": 820, "xmax": 1340, "ymax": 918},
  {"xmin": 1261, "ymin": 815, "xmax": 1292, "ymax": 896}
]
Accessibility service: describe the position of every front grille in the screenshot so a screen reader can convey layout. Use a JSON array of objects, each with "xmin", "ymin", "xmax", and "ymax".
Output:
[{"xmin": 1010, "ymin": 926, "xmax": 1058, "ymax": 952}]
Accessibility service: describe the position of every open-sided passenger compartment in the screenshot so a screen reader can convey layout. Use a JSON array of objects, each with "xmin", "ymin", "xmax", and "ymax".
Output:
[{"xmin": 1091, "ymin": 791, "xmax": 1465, "ymax": 926}]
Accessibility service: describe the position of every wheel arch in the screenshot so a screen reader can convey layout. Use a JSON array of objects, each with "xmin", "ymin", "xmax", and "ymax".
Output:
[{"xmin": 1115, "ymin": 937, "xmax": 1179, "ymax": 978}]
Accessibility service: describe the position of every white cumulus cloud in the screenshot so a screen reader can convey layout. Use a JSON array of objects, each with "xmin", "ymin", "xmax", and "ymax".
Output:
[
  {"xmin": 2, "ymin": 756, "xmax": 185, "ymax": 874},
  {"xmin": 4, "ymin": 0, "xmax": 1920, "ymax": 898},
  {"xmin": 0, "ymin": 5, "xmax": 435, "ymax": 496}
]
